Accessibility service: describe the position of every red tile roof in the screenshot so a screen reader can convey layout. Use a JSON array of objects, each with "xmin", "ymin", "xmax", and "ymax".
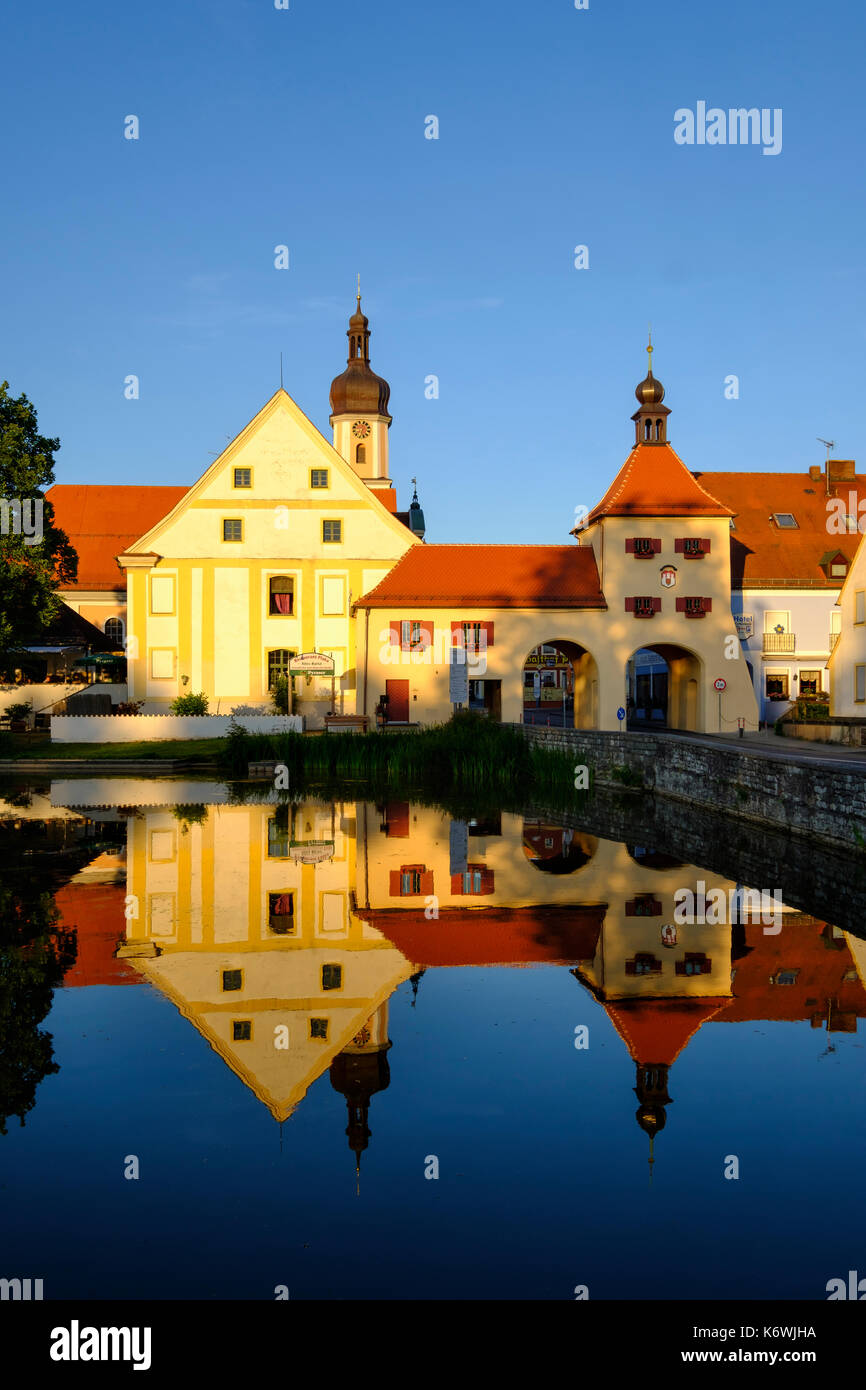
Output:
[
  {"xmin": 693, "ymin": 471, "xmax": 866, "ymax": 587},
  {"xmin": 605, "ymin": 998, "xmax": 731, "ymax": 1066},
  {"xmin": 354, "ymin": 905, "xmax": 604, "ymax": 966},
  {"xmin": 588, "ymin": 444, "xmax": 732, "ymax": 523},
  {"xmin": 46, "ymin": 485, "xmax": 188, "ymax": 590},
  {"xmin": 55, "ymin": 882, "xmax": 140, "ymax": 987},
  {"xmin": 356, "ymin": 545, "xmax": 606, "ymax": 608}
]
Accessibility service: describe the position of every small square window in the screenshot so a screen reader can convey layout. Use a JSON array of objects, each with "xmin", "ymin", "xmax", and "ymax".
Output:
[
  {"xmin": 855, "ymin": 665, "xmax": 866, "ymax": 703},
  {"xmin": 322, "ymin": 520, "xmax": 342, "ymax": 543},
  {"xmin": 223, "ymin": 519, "xmax": 243, "ymax": 542},
  {"xmin": 311, "ymin": 469, "xmax": 329, "ymax": 489},
  {"xmin": 831, "ymin": 563, "xmax": 848, "ymax": 576},
  {"xmin": 855, "ymin": 591, "xmax": 866, "ymax": 625},
  {"xmin": 222, "ymin": 969, "xmax": 242, "ymax": 992},
  {"xmin": 774, "ymin": 970, "xmax": 799, "ymax": 986},
  {"xmin": 233, "ymin": 468, "xmax": 251, "ymax": 488},
  {"xmin": 766, "ymin": 673, "xmax": 789, "ymax": 700},
  {"xmin": 232, "ymin": 1020, "xmax": 252, "ymax": 1041},
  {"xmin": 322, "ymin": 964, "xmax": 342, "ymax": 991},
  {"xmin": 310, "ymin": 1018, "xmax": 328, "ymax": 1039},
  {"xmin": 773, "ymin": 513, "xmax": 799, "ymax": 528}
]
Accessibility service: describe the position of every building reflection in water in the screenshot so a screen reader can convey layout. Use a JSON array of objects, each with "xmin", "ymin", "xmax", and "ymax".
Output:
[{"xmin": 14, "ymin": 783, "xmax": 866, "ymax": 1170}]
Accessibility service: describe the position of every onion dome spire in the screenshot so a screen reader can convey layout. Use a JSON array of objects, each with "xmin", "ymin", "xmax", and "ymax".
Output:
[
  {"xmin": 631, "ymin": 331, "xmax": 670, "ymax": 444},
  {"xmin": 329, "ymin": 284, "xmax": 392, "ymax": 420}
]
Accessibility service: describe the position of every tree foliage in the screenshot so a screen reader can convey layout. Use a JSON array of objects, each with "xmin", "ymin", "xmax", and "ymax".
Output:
[{"xmin": 0, "ymin": 381, "xmax": 77, "ymax": 670}]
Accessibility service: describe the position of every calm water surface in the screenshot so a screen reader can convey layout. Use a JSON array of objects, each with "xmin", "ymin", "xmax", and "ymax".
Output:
[{"xmin": 1, "ymin": 779, "xmax": 864, "ymax": 1300}]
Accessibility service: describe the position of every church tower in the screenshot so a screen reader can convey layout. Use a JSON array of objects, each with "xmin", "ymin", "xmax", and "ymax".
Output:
[{"xmin": 329, "ymin": 288, "xmax": 393, "ymax": 492}]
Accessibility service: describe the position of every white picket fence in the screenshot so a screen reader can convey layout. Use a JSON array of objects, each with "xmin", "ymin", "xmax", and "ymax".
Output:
[{"xmin": 50, "ymin": 714, "xmax": 303, "ymax": 744}]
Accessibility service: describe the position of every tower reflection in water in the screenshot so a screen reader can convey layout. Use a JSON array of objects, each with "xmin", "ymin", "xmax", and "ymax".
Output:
[{"xmin": 49, "ymin": 789, "xmax": 858, "ymax": 1172}]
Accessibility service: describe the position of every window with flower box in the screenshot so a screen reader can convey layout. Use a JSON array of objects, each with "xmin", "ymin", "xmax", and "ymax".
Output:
[
  {"xmin": 676, "ymin": 953, "xmax": 712, "ymax": 976},
  {"xmin": 451, "ymin": 621, "xmax": 494, "ymax": 653},
  {"xmin": 625, "ymin": 954, "xmax": 662, "ymax": 976},
  {"xmin": 676, "ymin": 596, "xmax": 712, "ymax": 618},
  {"xmin": 675, "ymin": 537, "xmax": 711, "ymax": 557},
  {"xmin": 625, "ymin": 538, "xmax": 662, "ymax": 557},
  {"xmin": 389, "ymin": 865, "xmax": 433, "ymax": 897},
  {"xmin": 625, "ymin": 597, "xmax": 661, "ymax": 618}
]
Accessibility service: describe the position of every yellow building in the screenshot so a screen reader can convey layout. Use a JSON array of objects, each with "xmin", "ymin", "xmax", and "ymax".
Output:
[{"xmin": 117, "ymin": 297, "xmax": 423, "ymax": 722}]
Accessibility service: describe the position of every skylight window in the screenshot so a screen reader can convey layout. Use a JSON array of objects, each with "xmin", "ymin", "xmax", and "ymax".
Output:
[{"xmin": 773, "ymin": 513, "xmax": 799, "ymax": 529}]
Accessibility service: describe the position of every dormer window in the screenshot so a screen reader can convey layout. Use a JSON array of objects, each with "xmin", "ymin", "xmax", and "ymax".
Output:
[
  {"xmin": 773, "ymin": 513, "xmax": 798, "ymax": 528},
  {"xmin": 819, "ymin": 550, "xmax": 849, "ymax": 580}
]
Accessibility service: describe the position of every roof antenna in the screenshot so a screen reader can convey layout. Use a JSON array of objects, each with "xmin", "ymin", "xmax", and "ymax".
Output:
[{"xmin": 817, "ymin": 437, "xmax": 835, "ymax": 496}]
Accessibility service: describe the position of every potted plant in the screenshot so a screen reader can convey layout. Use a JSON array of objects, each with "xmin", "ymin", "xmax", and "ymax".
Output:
[{"xmin": 6, "ymin": 700, "xmax": 33, "ymax": 732}]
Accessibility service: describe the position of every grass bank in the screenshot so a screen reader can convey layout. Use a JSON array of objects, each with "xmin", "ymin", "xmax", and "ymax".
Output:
[
  {"xmin": 223, "ymin": 712, "xmax": 584, "ymax": 805},
  {"xmin": 0, "ymin": 733, "xmax": 226, "ymax": 763}
]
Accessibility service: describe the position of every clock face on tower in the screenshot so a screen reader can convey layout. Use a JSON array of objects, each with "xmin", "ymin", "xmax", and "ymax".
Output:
[{"xmin": 352, "ymin": 420, "xmax": 371, "ymax": 440}]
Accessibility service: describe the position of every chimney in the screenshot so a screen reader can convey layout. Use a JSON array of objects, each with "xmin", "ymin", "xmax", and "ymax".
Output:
[
  {"xmin": 828, "ymin": 459, "xmax": 857, "ymax": 482},
  {"xmin": 809, "ymin": 465, "xmax": 822, "ymax": 481}
]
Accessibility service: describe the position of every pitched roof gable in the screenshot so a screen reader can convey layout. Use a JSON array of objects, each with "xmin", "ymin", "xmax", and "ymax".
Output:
[
  {"xmin": 588, "ymin": 444, "xmax": 732, "ymax": 523},
  {"xmin": 122, "ymin": 389, "xmax": 419, "ymax": 557}
]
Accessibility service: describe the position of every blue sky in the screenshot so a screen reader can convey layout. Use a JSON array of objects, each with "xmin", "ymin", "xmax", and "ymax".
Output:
[{"xmin": 2, "ymin": 0, "xmax": 864, "ymax": 542}]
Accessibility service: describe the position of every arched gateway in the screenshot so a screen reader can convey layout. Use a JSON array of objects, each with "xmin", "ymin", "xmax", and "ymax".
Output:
[{"xmin": 523, "ymin": 640, "xmax": 599, "ymax": 729}]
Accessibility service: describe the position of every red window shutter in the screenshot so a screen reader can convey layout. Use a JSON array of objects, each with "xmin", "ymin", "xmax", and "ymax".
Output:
[
  {"xmin": 386, "ymin": 802, "xmax": 409, "ymax": 837},
  {"xmin": 675, "ymin": 538, "xmax": 684, "ymax": 554},
  {"xmin": 389, "ymin": 622, "xmax": 401, "ymax": 648},
  {"xmin": 389, "ymin": 870, "xmax": 401, "ymax": 895},
  {"xmin": 702, "ymin": 597, "xmax": 712, "ymax": 612},
  {"xmin": 419, "ymin": 871, "xmax": 434, "ymax": 896},
  {"xmin": 701, "ymin": 538, "xmax": 711, "ymax": 553},
  {"xmin": 419, "ymin": 621, "xmax": 434, "ymax": 650},
  {"xmin": 625, "ymin": 538, "xmax": 635, "ymax": 554},
  {"xmin": 652, "ymin": 598, "xmax": 661, "ymax": 612},
  {"xmin": 625, "ymin": 900, "xmax": 636, "ymax": 916},
  {"xmin": 676, "ymin": 597, "xmax": 686, "ymax": 612},
  {"xmin": 625, "ymin": 597, "xmax": 636, "ymax": 612},
  {"xmin": 652, "ymin": 539, "xmax": 662, "ymax": 554},
  {"xmin": 651, "ymin": 899, "xmax": 663, "ymax": 916},
  {"xmin": 450, "ymin": 873, "xmax": 462, "ymax": 895},
  {"xmin": 481, "ymin": 622, "xmax": 494, "ymax": 648},
  {"xmin": 625, "ymin": 961, "xmax": 636, "ymax": 976},
  {"xmin": 479, "ymin": 869, "xmax": 495, "ymax": 894},
  {"xmin": 675, "ymin": 960, "xmax": 685, "ymax": 975}
]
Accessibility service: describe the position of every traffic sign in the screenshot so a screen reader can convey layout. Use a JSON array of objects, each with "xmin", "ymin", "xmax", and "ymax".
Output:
[
  {"xmin": 713, "ymin": 677, "xmax": 727, "ymax": 692},
  {"xmin": 617, "ymin": 706, "xmax": 626, "ymax": 721}
]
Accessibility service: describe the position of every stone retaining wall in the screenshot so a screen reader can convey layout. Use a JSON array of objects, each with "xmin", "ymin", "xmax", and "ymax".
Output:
[{"xmin": 518, "ymin": 725, "xmax": 866, "ymax": 849}]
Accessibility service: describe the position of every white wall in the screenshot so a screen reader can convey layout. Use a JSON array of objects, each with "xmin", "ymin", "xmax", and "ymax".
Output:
[
  {"xmin": 50, "ymin": 714, "xmax": 303, "ymax": 743},
  {"xmin": 0, "ymin": 683, "xmax": 128, "ymax": 718}
]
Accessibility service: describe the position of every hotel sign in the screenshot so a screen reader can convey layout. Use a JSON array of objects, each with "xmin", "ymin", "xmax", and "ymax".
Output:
[{"xmin": 734, "ymin": 616, "xmax": 754, "ymax": 639}]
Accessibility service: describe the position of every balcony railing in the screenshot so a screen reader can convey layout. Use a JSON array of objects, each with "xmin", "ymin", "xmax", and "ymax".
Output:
[{"xmin": 762, "ymin": 632, "xmax": 796, "ymax": 654}]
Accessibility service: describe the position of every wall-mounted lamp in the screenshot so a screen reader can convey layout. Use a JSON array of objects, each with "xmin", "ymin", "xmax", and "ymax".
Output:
[{"xmin": 181, "ymin": 675, "xmax": 190, "ymax": 686}]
